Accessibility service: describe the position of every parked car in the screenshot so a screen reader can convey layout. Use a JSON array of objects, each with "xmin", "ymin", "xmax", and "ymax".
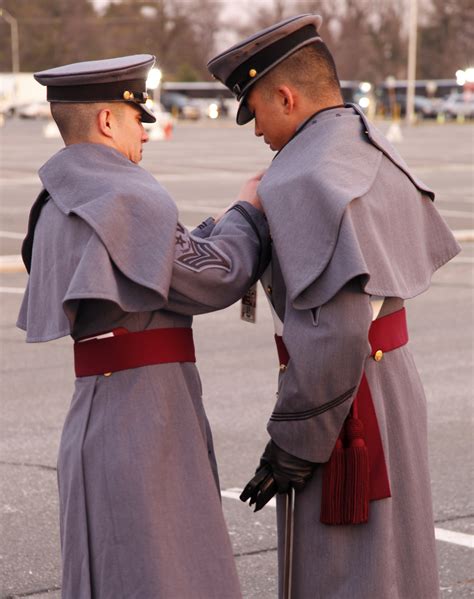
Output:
[
  {"xmin": 141, "ymin": 100, "xmax": 174, "ymax": 139},
  {"xmin": 0, "ymin": 98, "xmax": 14, "ymax": 118},
  {"xmin": 18, "ymin": 101, "xmax": 51, "ymax": 119},
  {"xmin": 192, "ymin": 97, "xmax": 230, "ymax": 119},
  {"xmin": 377, "ymin": 93, "xmax": 441, "ymax": 118},
  {"xmin": 413, "ymin": 95, "xmax": 443, "ymax": 118},
  {"xmin": 440, "ymin": 93, "xmax": 474, "ymax": 119},
  {"xmin": 160, "ymin": 92, "xmax": 201, "ymax": 120}
]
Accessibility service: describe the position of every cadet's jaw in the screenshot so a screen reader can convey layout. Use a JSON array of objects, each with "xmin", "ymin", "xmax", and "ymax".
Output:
[
  {"xmin": 111, "ymin": 104, "xmax": 149, "ymax": 164},
  {"xmin": 247, "ymin": 87, "xmax": 295, "ymax": 152}
]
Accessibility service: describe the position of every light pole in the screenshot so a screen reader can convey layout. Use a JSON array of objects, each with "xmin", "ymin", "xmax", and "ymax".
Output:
[
  {"xmin": 146, "ymin": 67, "xmax": 162, "ymax": 105},
  {"xmin": 0, "ymin": 8, "xmax": 20, "ymax": 109},
  {"xmin": 406, "ymin": 0, "xmax": 418, "ymax": 125}
]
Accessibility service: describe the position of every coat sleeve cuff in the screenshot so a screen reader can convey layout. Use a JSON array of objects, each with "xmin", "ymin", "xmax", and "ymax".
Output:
[{"xmin": 227, "ymin": 201, "xmax": 268, "ymax": 241}]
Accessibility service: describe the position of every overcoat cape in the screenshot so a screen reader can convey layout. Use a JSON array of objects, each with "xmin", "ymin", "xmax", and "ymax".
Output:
[
  {"xmin": 18, "ymin": 143, "xmax": 178, "ymax": 342},
  {"xmin": 257, "ymin": 105, "xmax": 460, "ymax": 598}
]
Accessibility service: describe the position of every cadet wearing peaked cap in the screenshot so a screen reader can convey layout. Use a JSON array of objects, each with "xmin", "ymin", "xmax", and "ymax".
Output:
[
  {"xmin": 18, "ymin": 54, "xmax": 271, "ymax": 598},
  {"xmin": 207, "ymin": 14, "xmax": 460, "ymax": 599},
  {"xmin": 34, "ymin": 54, "xmax": 157, "ymax": 122},
  {"xmin": 208, "ymin": 14, "xmax": 322, "ymax": 125}
]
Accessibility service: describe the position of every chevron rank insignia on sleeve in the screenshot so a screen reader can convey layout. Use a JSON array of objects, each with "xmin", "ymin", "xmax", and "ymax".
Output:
[{"xmin": 174, "ymin": 223, "xmax": 231, "ymax": 272}]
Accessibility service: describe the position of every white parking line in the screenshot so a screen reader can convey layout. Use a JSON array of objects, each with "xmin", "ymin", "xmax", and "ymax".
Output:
[
  {"xmin": 0, "ymin": 255, "xmax": 25, "ymax": 273},
  {"xmin": 434, "ymin": 527, "xmax": 474, "ymax": 549},
  {"xmin": 453, "ymin": 229, "xmax": 474, "ymax": 242},
  {"xmin": 451, "ymin": 256, "xmax": 474, "ymax": 263},
  {"xmin": 0, "ymin": 230, "xmax": 24, "ymax": 239},
  {"xmin": 222, "ymin": 488, "xmax": 474, "ymax": 548},
  {"xmin": 0, "ymin": 286, "xmax": 25, "ymax": 294},
  {"xmin": 439, "ymin": 209, "xmax": 474, "ymax": 218},
  {"xmin": 221, "ymin": 487, "xmax": 276, "ymax": 508},
  {"xmin": 151, "ymin": 170, "xmax": 248, "ymax": 182},
  {"xmin": 413, "ymin": 164, "xmax": 473, "ymax": 174},
  {"xmin": 0, "ymin": 176, "xmax": 39, "ymax": 186}
]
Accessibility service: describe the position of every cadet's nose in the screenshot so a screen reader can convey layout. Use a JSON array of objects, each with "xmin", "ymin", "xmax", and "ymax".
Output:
[{"xmin": 254, "ymin": 122, "xmax": 263, "ymax": 137}]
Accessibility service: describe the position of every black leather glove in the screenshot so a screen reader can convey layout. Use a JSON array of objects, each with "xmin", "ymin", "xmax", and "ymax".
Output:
[{"xmin": 240, "ymin": 440, "xmax": 315, "ymax": 512}]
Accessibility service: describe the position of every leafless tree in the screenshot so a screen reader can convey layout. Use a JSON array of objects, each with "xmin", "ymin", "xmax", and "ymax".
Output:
[
  {"xmin": 418, "ymin": 0, "xmax": 474, "ymax": 79},
  {"xmin": 0, "ymin": 0, "xmax": 471, "ymax": 81}
]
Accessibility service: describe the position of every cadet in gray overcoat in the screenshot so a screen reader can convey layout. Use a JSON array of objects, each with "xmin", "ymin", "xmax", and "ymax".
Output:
[
  {"xmin": 17, "ymin": 55, "xmax": 270, "ymax": 598},
  {"xmin": 208, "ymin": 15, "xmax": 461, "ymax": 599}
]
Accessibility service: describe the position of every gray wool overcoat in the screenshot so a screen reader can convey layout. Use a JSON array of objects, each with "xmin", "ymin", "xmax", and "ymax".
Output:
[
  {"xmin": 253, "ymin": 105, "xmax": 459, "ymax": 598},
  {"xmin": 17, "ymin": 143, "xmax": 270, "ymax": 599}
]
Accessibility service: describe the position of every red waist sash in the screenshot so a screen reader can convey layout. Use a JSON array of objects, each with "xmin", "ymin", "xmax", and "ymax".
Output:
[
  {"xmin": 74, "ymin": 327, "xmax": 195, "ymax": 377},
  {"xmin": 274, "ymin": 308, "xmax": 409, "ymax": 523}
]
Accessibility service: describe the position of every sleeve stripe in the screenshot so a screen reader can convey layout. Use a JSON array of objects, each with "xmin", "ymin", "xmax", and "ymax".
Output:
[
  {"xmin": 269, "ymin": 386, "xmax": 356, "ymax": 421},
  {"xmin": 229, "ymin": 204, "xmax": 262, "ymax": 249}
]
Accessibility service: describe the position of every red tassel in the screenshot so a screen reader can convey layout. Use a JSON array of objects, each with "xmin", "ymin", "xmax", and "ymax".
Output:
[
  {"xmin": 344, "ymin": 417, "xmax": 370, "ymax": 524},
  {"xmin": 320, "ymin": 401, "xmax": 370, "ymax": 525},
  {"xmin": 320, "ymin": 438, "xmax": 345, "ymax": 524}
]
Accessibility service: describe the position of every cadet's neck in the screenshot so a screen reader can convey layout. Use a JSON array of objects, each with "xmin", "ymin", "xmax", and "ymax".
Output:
[{"xmin": 298, "ymin": 94, "xmax": 344, "ymax": 121}]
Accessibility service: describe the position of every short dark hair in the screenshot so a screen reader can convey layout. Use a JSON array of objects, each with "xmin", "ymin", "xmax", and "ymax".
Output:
[
  {"xmin": 256, "ymin": 40, "xmax": 342, "ymax": 102},
  {"xmin": 50, "ymin": 102, "xmax": 102, "ymax": 142},
  {"xmin": 50, "ymin": 101, "xmax": 133, "ymax": 143}
]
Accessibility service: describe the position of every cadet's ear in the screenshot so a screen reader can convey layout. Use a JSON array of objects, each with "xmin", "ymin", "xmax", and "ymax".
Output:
[
  {"xmin": 277, "ymin": 85, "xmax": 295, "ymax": 115},
  {"xmin": 97, "ymin": 108, "xmax": 114, "ymax": 139}
]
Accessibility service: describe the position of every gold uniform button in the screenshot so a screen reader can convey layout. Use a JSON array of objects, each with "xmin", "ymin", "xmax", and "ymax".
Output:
[
  {"xmin": 374, "ymin": 349, "xmax": 383, "ymax": 362},
  {"xmin": 266, "ymin": 285, "xmax": 272, "ymax": 295},
  {"xmin": 249, "ymin": 68, "xmax": 257, "ymax": 78},
  {"xmin": 103, "ymin": 372, "xmax": 112, "ymax": 377},
  {"xmin": 279, "ymin": 364, "xmax": 287, "ymax": 372}
]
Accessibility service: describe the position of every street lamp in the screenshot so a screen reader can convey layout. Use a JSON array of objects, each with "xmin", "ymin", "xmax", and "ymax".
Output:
[
  {"xmin": 0, "ymin": 9, "xmax": 19, "ymax": 73},
  {"xmin": 147, "ymin": 67, "xmax": 162, "ymax": 104},
  {"xmin": 0, "ymin": 8, "xmax": 20, "ymax": 109},
  {"xmin": 456, "ymin": 68, "xmax": 474, "ymax": 89},
  {"xmin": 406, "ymin": 0, "xmax": 418, "ymax": 125}
]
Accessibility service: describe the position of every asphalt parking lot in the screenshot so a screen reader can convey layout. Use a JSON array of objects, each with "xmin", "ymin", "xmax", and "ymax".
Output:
[{"xmin": 0, "ymin": 116, "xmax": 473, "ymax": 598}]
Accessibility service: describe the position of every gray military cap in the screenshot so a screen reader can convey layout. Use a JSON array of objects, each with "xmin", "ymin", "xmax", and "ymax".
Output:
[
  {"xmin": 34, "ymin": 54, "xmax": 157, "ymax": 123},
  {"xmin": 208, "ymin": 14, "xmax": 322, "ymax": 125}
]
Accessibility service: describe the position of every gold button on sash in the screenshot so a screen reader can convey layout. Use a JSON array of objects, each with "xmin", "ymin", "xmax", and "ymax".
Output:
[
  {"xmin": 103, "ymin": 372, "xmax": 112, "ymax": 377},
  {"xmin": 279, "ymin": 364, "xmax": 287, "ymax": 372},
  {"xmin": 374, "ymin": 349, "xmax": 383, "ymax": 362}
]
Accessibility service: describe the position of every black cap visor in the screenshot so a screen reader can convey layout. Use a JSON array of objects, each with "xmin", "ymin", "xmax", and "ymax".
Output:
[
  {"xmin": 236, "ymin": 97, "xmax": 254, "ymax": 125},
  {"xmin": 137, "ymin": 103, "xmax": 156, "ymax": 123}
]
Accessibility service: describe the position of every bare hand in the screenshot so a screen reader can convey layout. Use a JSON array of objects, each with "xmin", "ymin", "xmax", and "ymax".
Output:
[
  {"xmin": 214, "ymin": 170, "xmax": 266, "ymax": 222},
  {"xmin": 236, "ymin": 171, "xmax": 266, "ymax": 210}
]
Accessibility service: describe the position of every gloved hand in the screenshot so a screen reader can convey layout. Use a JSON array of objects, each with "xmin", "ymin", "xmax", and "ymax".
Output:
[{"xmin": 240, "ymin": 440, "xmax": 315, "ymax": 512}]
